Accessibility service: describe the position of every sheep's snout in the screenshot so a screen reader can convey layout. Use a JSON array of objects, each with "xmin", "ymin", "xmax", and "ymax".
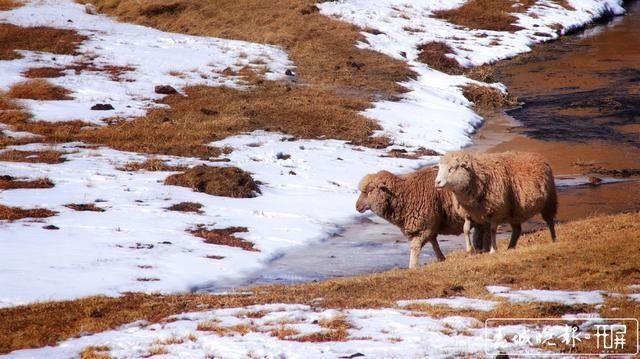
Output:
[
  {"xmin": 434, "ymin": 164, "xmax": 449, "ymax": 189},
  {"xmin": 355, "ymin": 196, "xmax": 370, "ymax": 213}
]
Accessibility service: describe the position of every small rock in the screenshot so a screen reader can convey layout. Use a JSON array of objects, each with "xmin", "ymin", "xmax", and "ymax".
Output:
[
  {"xmin": 285, "ymin": 69, "xmax": 295, "ymax": 76},
  {"xmin": 288, "ymin": 170, "xmax": 297, "ymax": 175},
  {"xmin": 399, "ymin": 51, "xmax": 407, "ymax": 58},
  {"xmin": 276, "ymin": 152, "xmax": 291, "ymax": 160},
  {"xmin": 91, "ymin": 103, "xmax": 114, "ymax": 111},
  {"xmin": 43, "ymin": 225, "xmax": 59, "ymax": 230},
  {"xmin": 154, "ymin": 85, "xmax": 177, "ymax": 95}
]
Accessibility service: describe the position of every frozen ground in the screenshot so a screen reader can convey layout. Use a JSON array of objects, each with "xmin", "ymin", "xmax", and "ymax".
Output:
[
  {"xmin": 7, "ymin": 287, "xmax": 625, "ymax": 358},
  {"xmin": 0, "ymin": 0, "xmax": 629, "ymax": 308}
]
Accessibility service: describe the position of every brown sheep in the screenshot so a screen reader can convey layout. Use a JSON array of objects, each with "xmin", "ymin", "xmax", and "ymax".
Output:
[
  {"xmin": 356, "ymin": 167, "xmax": 482, "ymax": 267},
  {"xmin": 434, "ymin": 151, "xmax": 558, "ymax": 252}
]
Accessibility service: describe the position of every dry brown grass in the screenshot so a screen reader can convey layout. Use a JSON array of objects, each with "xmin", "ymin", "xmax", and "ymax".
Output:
[
  {"xmin": 64, "ymin": 203, "xmax": 106, "ymax": 212},
  {"xmin": 0, "ymin": 205, "xmax": 57, "ymax": 220},
  {"xmin": 270, "ymin": 326, "xmax": 300, "ymax": 340},
  {"xmin": 1, "ymin": 212, "xmax": 638, "ymax": 353},
  {"xmin": 461, "ymin": 84, "xmax": 518, "ymax": 112},
  {"xmin": 80, "ymin": 345, "xmax": 111, "ymax": 359},
  {"xmin": 0, "ymin": 93, "xmax": 20, "ymax": 111},
  {"xmin": 50, "ymin": 0, "xmax": 415, "ymax": 154},
  {"xmin": 0, "ymin": 150, "xmax": 66, "ymax": 164},
  {"xmin": 433, "ymin": 0, "xmax": 537, "ymax": 32},
  {"xmin": 196, "ymin": 322, "xmax": 251, "ymax": 336},
  {"xmin": 0, "ymin": 23, "xmax": 87, "ymax": 60},
  {"xmin": 145, "ymin": 346, "xmax": 168, "ymax": 357},
  {"xmin": 117, "ymin": 159, "xmax": 187, "ymax": 172},
  {"xmin": 0, "ymin": 0, "xmax": 20, "ymax": 11},
  {"xmin": 0, "ymin": 176, "xmax": 54, "ymax": 190},
  {"xmin": 22, "ymin": 67, "xmax": 66, "ymax": 79},
  {"xmin": 416, "ymin": 41, "xmax": 463, "ymax": 74},
  {"xmin": 188, "ymin": 225, "xmax": 258, "ymax": 252},
  {"xmin": 165, "ymin": 165, "xmax": 260, "ymax": 198},
  {"xmin": 165, "ymin": 201, "xmax": 202, "ymax": 213},
  {"xmin": 8, "ymin": 80, "xmax": 73, "ymax": 101}
]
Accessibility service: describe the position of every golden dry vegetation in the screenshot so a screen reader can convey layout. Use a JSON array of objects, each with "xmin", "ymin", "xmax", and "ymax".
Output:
[
  {"xmin": 0, "ymin": 205, "xmax": 57, "ymax": 220},
  {"xmin": 0, "ymin": 23, "xmax": 87, "ymax": 60},
  {"xmin": 0, "ymin": 0, "xmax": 417, "ymax": 157},
  {"xmin": 8, "ymin": 80, "xmax": 73, "ymax": 101},
  {"xmin": 1, "ymin": 212, "xmax": 638, "ymax": 353},
  {"xmin": 0, "ymin": 150, "xmax": 66, "ymax": 164}
]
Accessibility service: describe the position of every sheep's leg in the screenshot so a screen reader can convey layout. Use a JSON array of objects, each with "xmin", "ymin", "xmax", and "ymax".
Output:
[
  {"xmin": 489, "ymin": 223, "xmax": 498, "ymax": 253},
  {"xmin": 482, "ymin": 224, "xmax": 492, "ymax": 253},
  {"xmin": 507, "ymin": 223, "xmax": 522, "ymax": 249},
  {"xmin": 472, "ymin": 223, "xmax": 486, "ymax": 253},
  {"xmin": 463, "ymin": 219, "xmax": 473, "ymax": 253},
  {"xmin": 542, "ymin": 213, "xmax": 558, "ymax": 242},
  {"xmin": 409, "ymin": 236, "xmax": 425, "ymax": 269},
  {"xmin": 429, "ymin": 235, "xmax": 446, "ymax": 262}
]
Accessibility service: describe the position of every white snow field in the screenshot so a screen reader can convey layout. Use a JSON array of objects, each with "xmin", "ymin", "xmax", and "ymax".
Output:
[{"xmin": 0, "ymin": 0, "xmax": 627, "ymax": 308}]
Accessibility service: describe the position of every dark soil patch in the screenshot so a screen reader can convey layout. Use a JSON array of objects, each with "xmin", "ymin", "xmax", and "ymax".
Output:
[
  {"xmin": 64, "ymin": 203, "xmax": 106, "ymax": 212},
  {"xmin": 22, "ymin": 67, "xmax": 66, "ymax": 79},
  {"xmin": 165, "ymin": 165, "xmax": 261, "ymax": 198},
  {"xmin": 189, "ymin": 225, "xmax": 258, "ymax": 252},
  {"xmin": 0, "ymin": 176, "xmax": 54, "ymax": 190},
  {"xmin": 166, "ymin": 202, "xmax": 203, "ymax": 213}
]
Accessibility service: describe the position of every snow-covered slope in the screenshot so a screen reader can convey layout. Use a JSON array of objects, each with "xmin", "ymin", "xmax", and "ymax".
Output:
[{"xmin": 0, "ymin": 0, "xmax": 293, "ymax": 124}]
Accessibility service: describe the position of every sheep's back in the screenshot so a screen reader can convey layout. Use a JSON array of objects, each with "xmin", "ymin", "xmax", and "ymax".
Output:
[{"xmin": 500, "ymin": 152, "xmax": 556, "ymax": 222}]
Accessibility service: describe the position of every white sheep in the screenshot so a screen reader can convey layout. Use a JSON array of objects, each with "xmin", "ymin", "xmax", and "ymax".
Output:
[{"xmin": 435, "ymin": 151, "xmax": 558, "ymax": 252}]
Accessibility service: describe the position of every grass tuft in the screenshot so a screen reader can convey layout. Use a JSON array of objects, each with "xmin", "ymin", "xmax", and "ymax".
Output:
[
  {"xmin": 166, "ymin": 202, "xmax": 203, "ymax": 213},
  {"xmin": 80, "ymin": 345, "xmax": 111, "ymax": 359},
  {"xmin": 8, "ymin": 80, "xmax": 73, "ymax": 101},
  {"xmin": 461, "ymin": 83, "xmax": 518, "ymax": 112},
  {"xmin": 188, "ymin": 225, "xmax": 258, "ymax": 252},
  {"xmin": 64, "ymin": 203, "xmax": 106, "ymax": 212},
  {"xmin": 433, "ymin": 0, "xmax": 535, "ymax": 32},
  {"xmin": 0, "ymin": 176, "xmax": 54, "ymax": 190},
  {"xmin": 117, "ymin": 159, "xmax": 187, "ymax": 172},
  {"xmin": 0, "ymin": 150, "xmax": 66, "ymax": 164},
  {"xmin": 0, "ymin": 205, "xmax": 57, "ymax": 220},
  {"xmin": 0, "ymin": 23, "xmax": 87, "ymax": 60},
  {"xmin": 416, "ymin": 41, "xmax": 463, "ymax": 74},
  {"xmin": 165, "ymin": 165, "xmax": 260, "ymax": 198},
  {"xmin": 22, "ymin": 67, "xmax": 66, "ymax": 79}
]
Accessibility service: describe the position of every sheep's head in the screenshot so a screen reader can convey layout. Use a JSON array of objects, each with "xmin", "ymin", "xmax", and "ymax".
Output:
[
  {"xmin": 355, "ymin": 170, "xmax": 396, "ymax": 215},
  {"xmin": 435, "ymin": 152, "xmax": 473, "ymax": 193}
]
